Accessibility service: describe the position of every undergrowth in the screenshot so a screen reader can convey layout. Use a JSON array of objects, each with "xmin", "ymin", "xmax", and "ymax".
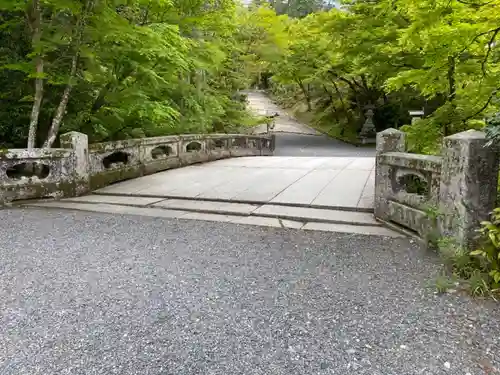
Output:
[{"xmin": 435, "ymin": 209, "xmax": 500, "ymax": 298}]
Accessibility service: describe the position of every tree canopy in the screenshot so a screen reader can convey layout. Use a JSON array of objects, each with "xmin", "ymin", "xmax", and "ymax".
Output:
[
  {"xmin": 249, "ymin": 0, "xmax": 500, "ymax": 153},
  {"xmin": 0, "ymin": 0, "xmax": 259, "ymax": 147},
  {"xmin": 2, "ymin": 0, "xmax": 500, "ymax": 152}
]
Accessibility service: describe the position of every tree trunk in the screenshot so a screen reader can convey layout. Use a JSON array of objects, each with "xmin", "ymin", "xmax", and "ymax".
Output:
[
  {"xmin": 447, "ymin": 56, "xmax": 456, "ymax": 103},
  {"xmin": 27, "ymin": 0, "xmax": 43, "ymax": 149},
  {"xmin": 331, "ymin": 79, "xmax": 352, "ymax": 121},
  {"xmin": 297, "ymin": 80, "xmax": 312, "ymax": 111},
  {"xmin": 43, "ymin": 1, "xmax": 91, "ymax": 148},
  {"xmin": 445, "ymin": 55, "xmax": 456, "ymax": 137},
  {"xmin": 43, "ymin": 80, "xmax": 74, "ymax": 148}
]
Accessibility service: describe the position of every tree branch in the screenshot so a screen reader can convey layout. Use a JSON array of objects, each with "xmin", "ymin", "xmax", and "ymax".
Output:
[
  {"xmin": 459, "ymin": 27, "xmax": 500, "ymax": 55},
  {"xmin": 481, "ymin": 28, "xmax": 499, "ymax": 76},
  {"xmin": 456, "ymin": 0, "xmax": 495, "ymax": 7},
  {"xmin": 463, "ymin": 88, "xmax": 500, "ymax": 122}
]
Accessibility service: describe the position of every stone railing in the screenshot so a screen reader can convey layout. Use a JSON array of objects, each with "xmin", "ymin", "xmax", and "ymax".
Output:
[
  {"xmin": 0, "ymin": 132, "xmax": 275, "ymax": 205},
  {"xmin": 0, "ymin": 148, "xmax": 77, "ymax": 204},
  {"xmin": 375, "ymin": 128, "xmax": 499, "ymax": 249}
]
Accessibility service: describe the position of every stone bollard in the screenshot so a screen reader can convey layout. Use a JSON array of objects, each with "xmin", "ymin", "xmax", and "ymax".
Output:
[
  {"xmin": 374, "ymin": 128, "xmax": 406, "ymax": 222},
  {"xmin": 438, "ymin": 130, "xmax": 499, "ymax": 249},
  {"xmin": 60, "ymin": 131, "xmax": 90, "ymax": 196}
]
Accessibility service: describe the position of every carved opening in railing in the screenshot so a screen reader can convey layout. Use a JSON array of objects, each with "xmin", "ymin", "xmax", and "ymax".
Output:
[
  {"xmin": 233, "ymin": 138, "xmax": 246, "ymax": 148},
  {"xmin": 186, "ymin": 141, "xmax": 202, "ymax": 152},
  {"xmin": 248, "ymin": 139, "xmax": 257, "ymax": 148},
  {"xmin": 6, "ymin": 162, "xmax": 50, "ymax": 180},
  {"xmin": 396, "ymin": 173, "xmax": 429, "ymax": 196},
  {"xmin": 103, "ymin": 151, "xmax": 129, "ymax": 169},
  {"xmin": 151, "ymin": 145, "xmax": 172, "ymax": 159},
  {"xmin": 213, "ymin": 139, "xmax": 225, "ymax": 149}
]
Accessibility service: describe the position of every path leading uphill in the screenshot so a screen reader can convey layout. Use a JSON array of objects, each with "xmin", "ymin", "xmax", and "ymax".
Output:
[{"xmin": 244, "ymin": 90, "xmax": 375, "ymax": 157}]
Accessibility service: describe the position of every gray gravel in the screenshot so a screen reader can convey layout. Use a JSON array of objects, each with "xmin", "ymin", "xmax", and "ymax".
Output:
[{"xmin": 1, "ymin": 208, "xmax": 499, "ymax": 375}]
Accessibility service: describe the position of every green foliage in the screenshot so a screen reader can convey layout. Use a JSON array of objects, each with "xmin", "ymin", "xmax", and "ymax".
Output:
[
  {"xmin": 470, "ymin": 210, "xmax": 500, "ymax": 290},
  {"xmin": 241, "ymin": 0, "xmax": 500, "ymax": 150},
  {"xmin": 484, "ymin": 112, "xmax": 500, "ymax": 147},
  {"xmin": 3, "ymin": 0, "xmax": 500, "ymax": 148},
  {"xmin": 436, "ymin": 209, "xmax": 500, "ymax": 297},
  {"xmin": 433, "ymin": 271, "xmax": 457, "ymax": 295},
  {"xmin": 0, "ymin": 0, "xmax": 261, "ymax": 147}
]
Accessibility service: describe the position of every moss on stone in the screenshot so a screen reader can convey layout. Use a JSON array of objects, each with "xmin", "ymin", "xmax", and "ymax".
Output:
[{"xmin": 89, "ymin": 166, "xmax": 144, "ymax": 190}]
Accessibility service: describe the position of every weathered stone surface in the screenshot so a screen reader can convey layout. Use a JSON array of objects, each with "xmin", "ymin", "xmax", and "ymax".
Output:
[
  {"xmin": 386, "ymin": 200, "xmax": 430, "ymax": 237},
  {"xmin": 153, "ymin": 199, "xmax": 258, "ymax": 215},
  {"xmin": 374, "ymin": 131, "xmax": 440, "ymax": 241},
  {"xmin": 375, "ymin": 128, "xmax": 406, "ymax": 155},
  {"xmin": 374, "ymin": 128, "xmax": 499, "ymax": 249},
  {"xmin": 0, "ymin": 148, "xmax": 76, "ymax": 205},
  {"xmin": 60, "ymin": 132, "xmax": 90, "ymax": 196},
  {"xmin": 374, "ymin": 129, "xmax": 406, "ymax": 222},
  {"xmin": 254, "ymin": 204, "xmax": 379, "ymax": 225},
  {"xmin": 438, "ymin": 130, "xmax": 499, "ymax": 249},
  {"xmin": 379, "ymin": 152, "xmax": 442, "ymax": 173},
  {"xmin": 302, "ymin": 222, "xmax": 404, "ymax": 237},
  {"xmin": 1, "ymin": 133, "xmax": 274, "ymax": 205}
]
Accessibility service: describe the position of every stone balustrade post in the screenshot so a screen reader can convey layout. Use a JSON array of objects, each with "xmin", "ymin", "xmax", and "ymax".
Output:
[
  {"xmin": 374, "ymin": 128, "xmax": 406, "ymax": 222},
  {"xmin": 60, "ymin": 131, "xmax": 90, "ymax": 196},
  {"xmin": 438, "ymin": 130, "xmax": 499, "ymax": 249}
]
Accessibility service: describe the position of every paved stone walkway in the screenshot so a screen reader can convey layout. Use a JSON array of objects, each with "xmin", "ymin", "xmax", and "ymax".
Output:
[
  {"xmin": 274, "ymin": 133, "xmax": 376, "ymax": 157},
  {"xmin": 244, "ymin": 90, "xmax": 375, "ymax": 157},
  {"xmin": 244, "ymin": 90, "xmax": 320, "ymax": 135},
  {"xmin": 28, "ymin": 156, "xmax": 389, "ymax": 236},
  {"xmin": 99, "ymin": 156, "xmax": 375, "ymax": 209}
]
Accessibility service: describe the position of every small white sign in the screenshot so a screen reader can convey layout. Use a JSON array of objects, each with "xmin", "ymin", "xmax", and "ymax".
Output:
[{"xmin": 409, "ymin": 110, "xmax": 424, "ymax": 116}]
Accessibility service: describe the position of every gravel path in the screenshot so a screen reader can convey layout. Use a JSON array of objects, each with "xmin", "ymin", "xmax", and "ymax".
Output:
[{"xmin": 1, "ymin": 208, "xmax": 499, "ymax": 375}]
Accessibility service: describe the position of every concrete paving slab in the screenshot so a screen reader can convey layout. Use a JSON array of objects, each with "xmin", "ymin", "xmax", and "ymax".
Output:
[
  {"xmin": 231, "ymin": 216, "xmax": 303, "ymax": 229},
  {"xmin": 344, "ymin": 157, "xmax": 376, "ymax": 170},
  {"xmin": 303, "ymin": 222, "xmax": 404, "ymax": 237},
  {"xmin": 312, "ymin": 168, "xmax": 372, "ymax": 208},
  {"xmin": 231, "ymin": 169, "xmax": 309, "ymax": 202},
  {"xmin": 29, "ymin": 202, "xmax": 189, "ymax": 218},
  {"xmin": 314, "ymin": 157, "xmax": 356, "ymax": 170},
  {"xmin": 95, "ymin": 166, "xmax": 204, "ymax": 195},
  {"xmin": 357, "ymin": 195, "xmax": 374, "ymax": 209},
  {"xmin": 24, "ymin": 200, "xmax": 398, "ymax": 237},
  {"xmin": 181, "ymin": 212, "xmax": 237, "ymax": 222},
  {"xmin": 213, "ymin": 156, "xmax": 294, "ymax": 168},
  {"xmin": 153, "ymin": 199, "xmax": 258, "ymax": 215},
  {"xmin": 95, "ymin": 174, "xmax": 159, "ymax": 194},
  {"xmin": 275, "ymin": 157, "xmax": 331, "ymax": 170},
  {"xmin": 64, "ymin": 195, "xmax": 164, "ymax": 206},
  {"xmin": 93, "ymin": 156, "xmax": 376, "ymax": 210},
  {"xmin": 270, "ymin": 169, "xmax": 341, "ymax": 205},
  {"xmin": 253, "ymin": 204, "xmax": 379, "ymax": 225},
  {"xmin": 196, "ymin": 167, "xmax": 272, "ymax": 200},
  {"xmin": 157, "ymin": 167, "xmax": 242, "ymax": 198},
  {"xmin": 357, "ymin": 169, "xmax": 375, "ymax": 209}
]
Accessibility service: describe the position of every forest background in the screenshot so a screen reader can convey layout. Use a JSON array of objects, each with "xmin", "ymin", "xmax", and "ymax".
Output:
[{"xmin": 3, "ymin": 0, "xmax": 500, "ymax": 153}]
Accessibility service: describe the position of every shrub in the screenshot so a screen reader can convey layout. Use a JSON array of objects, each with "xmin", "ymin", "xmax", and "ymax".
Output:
[{"xmin": 437, "ymin": 209, "xmax": 500, "ymax": 297}]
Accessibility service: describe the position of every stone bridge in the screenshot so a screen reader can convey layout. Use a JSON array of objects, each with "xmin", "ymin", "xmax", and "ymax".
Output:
[
  {"xmin": 1, "ymin": 125, "xmax": 498, "ymax": 248},
  {"xmin": 1, "ymin": 131, "xmax": 390, "ymax": 236}
]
